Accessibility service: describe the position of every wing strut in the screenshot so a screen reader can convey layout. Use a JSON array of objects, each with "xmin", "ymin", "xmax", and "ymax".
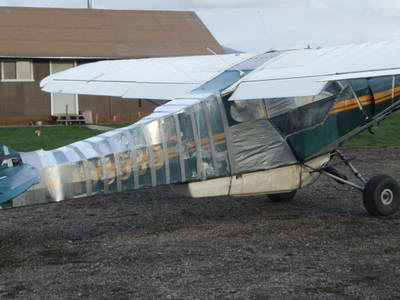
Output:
[{"xmin": 348, "ymin": 82, "xmax": 370, "ymax": 120}]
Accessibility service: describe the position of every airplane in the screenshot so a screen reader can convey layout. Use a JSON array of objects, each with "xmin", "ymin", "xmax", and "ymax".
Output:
[{"xmin": 1, "ymin": 40, "xmax": 400, "ymax": 217}]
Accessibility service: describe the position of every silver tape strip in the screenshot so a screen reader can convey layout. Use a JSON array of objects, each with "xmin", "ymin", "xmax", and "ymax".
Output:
[
  {"xmin": 189, "ymin": 106, "xmax": 204, "ymax": 180},
  {"xmin": 216, "ymin": 93, "xmax": 236, "ymax": 174},
  {"xmin": 174, "ymin": 114, "xmax": 186, "ymax": 182},
  {"xmin": 125, "ymin": 130, "xmax": 139, "ymax": 190},
  {"xmin": 101, "ymin": 156, "xmax": 109, "ymax": 194},
  {"xmin": 68, "ymin": 145, "xmax": 92, "ymax": 197},
  {"xmin": 161, "ymin": 120, "xmax": 171, "ymax": 185},
  {"xmin": 115, "ymin": 152, "xmax": 123, "ymax": 192},
  {"xmin": 202, "ymin": 100, "xmax": 219, "ymax": 177},
  {"xmin": 143, "ymin": 125, "xmax": 157, "ymax": 187},
  {"xmin": 82, "ymin": 160, "xmax": 93, "ymax": 197}
]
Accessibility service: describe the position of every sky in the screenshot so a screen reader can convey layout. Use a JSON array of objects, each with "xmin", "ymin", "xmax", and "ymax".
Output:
[{"xmin": 1, "ymin": 0, "xmax": 400, "ymax": 52}]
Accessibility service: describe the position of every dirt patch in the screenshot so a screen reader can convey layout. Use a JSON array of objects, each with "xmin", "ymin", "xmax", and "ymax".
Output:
[{"xmin": 0, "ymin": 148, "xmax": 399, "ymax": 299}]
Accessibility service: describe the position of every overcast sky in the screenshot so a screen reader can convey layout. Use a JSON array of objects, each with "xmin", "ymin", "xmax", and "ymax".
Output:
[{"xmin": 1, "ymin": 0, "xmax": 400, "ymax": 52}]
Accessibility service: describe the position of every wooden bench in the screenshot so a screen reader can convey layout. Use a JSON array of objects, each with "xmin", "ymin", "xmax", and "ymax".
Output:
[{"xmin": 53, "ymin": 114, "xmax": 87, "ymax": 125}]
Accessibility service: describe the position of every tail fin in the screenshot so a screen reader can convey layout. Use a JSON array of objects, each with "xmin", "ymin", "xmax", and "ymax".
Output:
[
  {"xmin": 0, "ymin": 145, "xmax": 19, "ymax": 169},
  {"xmin": 0, "ymin": 144, "xmax": 40, "ymax": 205}
]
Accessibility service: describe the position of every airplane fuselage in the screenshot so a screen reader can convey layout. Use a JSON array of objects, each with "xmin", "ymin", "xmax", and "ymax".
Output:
[{"xmin": 2, "ymin": 52, "xmax": 400, "ymax": 209}]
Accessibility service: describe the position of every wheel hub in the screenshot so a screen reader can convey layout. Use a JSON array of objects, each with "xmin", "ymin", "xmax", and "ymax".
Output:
[{"xmin": 381, "ymin": 189, "xmax": 394, "ymax": 206}]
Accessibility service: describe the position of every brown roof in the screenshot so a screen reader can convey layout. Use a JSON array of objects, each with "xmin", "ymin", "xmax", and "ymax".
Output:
[{"xmin": 0, "ymin": 6, "xmax": 224, "ymax": 59}]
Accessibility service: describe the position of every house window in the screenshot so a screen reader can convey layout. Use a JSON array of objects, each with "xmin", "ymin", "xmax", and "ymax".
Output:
[{"xmin": 1, "ymin": 60, "xmax": 34, "ymax": 81}]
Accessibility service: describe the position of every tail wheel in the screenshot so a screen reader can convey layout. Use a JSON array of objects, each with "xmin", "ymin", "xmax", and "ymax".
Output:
[
  {"xmin": 268, "ymin": 190, "xmax": 297, "ymax": 202},
  {"xmin": 363, "ymin": 175, "xmax": 400, "ymax": 216}
]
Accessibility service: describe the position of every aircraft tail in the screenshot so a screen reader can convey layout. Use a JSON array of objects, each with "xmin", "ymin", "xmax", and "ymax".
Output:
[
  {"xmin": 0, "ymin": 144, "xmax": 40, "ymax": 206},
  {"xmin": 0, "ymin": 144, "xmax": 17, "ymax": 169}
]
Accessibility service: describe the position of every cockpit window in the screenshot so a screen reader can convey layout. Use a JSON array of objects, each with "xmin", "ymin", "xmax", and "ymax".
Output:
[
  {"xmin": 264, "ymin": 97, "xmax": 297, "ymax": 118},
  {"xmin": 268, "ymin": 81, "xmax": 342, "ymax": 136},
  {"xmin": 323, "ymin": 81, "xmax": 342, "ymax": 97},
  {"xmin": 264, "ymin": 81, "xmax": 343, "ymax": 119},
  {"xmin": 230, "ymin": 99, "xmax": 267, "ymax": 123},
  {"xmin": 349, "ymin": 79, "xmax": 370, "ymax": 98},
  {"xmin": 228, "ymin": 81, "xmax": 343, "ymax": 126},
  {"xmin": 294, "ymin": 81, "xmax": 342, "ymax": 107}
]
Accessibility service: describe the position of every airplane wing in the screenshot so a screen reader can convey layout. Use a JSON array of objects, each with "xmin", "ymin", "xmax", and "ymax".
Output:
[
  {"xmin": 40, "ymin": 53, "xmax": 255, "ymax": 101},
  {"xmin": 230, "ymin": 40, "xmax": 400, "ymax": 100},
  {"xmin": 42, "ymin": 40, "xmax": 400, "ymax": 102}
]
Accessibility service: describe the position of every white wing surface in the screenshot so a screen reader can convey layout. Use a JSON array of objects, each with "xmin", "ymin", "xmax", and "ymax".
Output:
[
  {"xmin": 230, "ymin": 40, "xmax": 400, "ymax": 100},
  {"xmin": 41, "ymin": 40, "xmax": 400, "ymax": 102},
  {"xmin": 41, "ymin": 53, "xmax": 254, "ymax": 100}
]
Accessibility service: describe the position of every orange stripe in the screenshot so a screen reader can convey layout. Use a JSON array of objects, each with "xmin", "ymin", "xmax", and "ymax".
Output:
[{"xmin": 330, "ymin": 86, "xmax": 398, "ymax": 115}]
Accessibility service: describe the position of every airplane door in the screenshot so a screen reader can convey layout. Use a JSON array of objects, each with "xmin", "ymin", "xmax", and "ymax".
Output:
[{"xmin": 50, "ymin": 61, "xmax": 78, "ymax": 116}]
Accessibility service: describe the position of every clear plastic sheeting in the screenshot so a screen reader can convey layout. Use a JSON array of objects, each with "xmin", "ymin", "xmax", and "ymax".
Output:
[
  {"xmin": 13, "ymin": 93, "xmax": 237, "ymax": 207},
  {"xmin": 265, "ymin": 97, "xmax": 297, "ymax": 118},
  {"xmin": 12, "ymin": 89, "xmax": 302, "ymax": 209},
  {"xmin": 230, "ymin": 99, "xmax": 267, "ymax": 123},
  {"xmin": 231, "ymin": 119, "xmax": 297, "ymax": 173}
]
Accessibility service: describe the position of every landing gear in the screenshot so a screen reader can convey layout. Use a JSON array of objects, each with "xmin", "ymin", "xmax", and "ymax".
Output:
[
  {"xmin": 363, "ymin": 175, "xmax": 400, "ymax": 216},
  {"xmin": 269, "ymin": 190, "xmax": 297, "ymax": 202},
  {"xmin": 311, "ymin": 150, "xmax": 400, "ymax": 217}
]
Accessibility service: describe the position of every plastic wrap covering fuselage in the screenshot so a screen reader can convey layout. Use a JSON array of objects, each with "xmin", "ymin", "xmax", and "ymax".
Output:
[{"xmin": 4, "ymin": 52, "xmax": 297, "ymax": 208}]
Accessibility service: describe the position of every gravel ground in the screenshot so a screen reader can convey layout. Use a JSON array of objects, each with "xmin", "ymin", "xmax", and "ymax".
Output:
[{"xmin": 1, "ymin": 148, "xmax": 400, "ymax": 299}]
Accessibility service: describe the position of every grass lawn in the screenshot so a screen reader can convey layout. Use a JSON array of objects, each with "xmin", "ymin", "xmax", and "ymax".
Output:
[
  {"xmin": 0, "ymin": 126, "xmax": 100, "ymax": 152},
  {"xmin": 0, "ymin": 112, "xmax": 398, "ymax": 152},
  {"xmin": 345, "ymin": 112, "xmax": 400, "ymax": 148},
  {"xmin": 98, "ymin": 123, "xmax": 132, "ymax": 129}
]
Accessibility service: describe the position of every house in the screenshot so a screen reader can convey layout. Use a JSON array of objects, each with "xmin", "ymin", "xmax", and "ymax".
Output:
[{"xmin": 0, "ymin": 6, "xmax": 225, "ymax": 125}]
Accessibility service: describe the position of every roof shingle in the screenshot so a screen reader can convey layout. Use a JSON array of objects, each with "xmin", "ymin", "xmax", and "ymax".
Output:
[{"xmin": 0, "ymin": 6, "xmax": 224, "ymax": 58}]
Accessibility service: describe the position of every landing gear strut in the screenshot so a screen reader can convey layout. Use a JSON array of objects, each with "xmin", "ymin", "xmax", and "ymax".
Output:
[{"xmin": 312, "ymin": 150, "xmax": 400, "ymax": 216}]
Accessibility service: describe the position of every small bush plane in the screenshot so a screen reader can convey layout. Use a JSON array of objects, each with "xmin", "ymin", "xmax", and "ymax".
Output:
[{"xmin": 1, "ymin": 40, "xmax": 400, "ymax": 216}]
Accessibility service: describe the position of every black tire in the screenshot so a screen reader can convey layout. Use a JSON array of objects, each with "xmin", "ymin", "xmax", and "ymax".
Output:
[
  {"xmin": 268, "ymin": 190, "xmax": 297, "ymax": 202},
  {"xmin": 363, "ymin": 175, "xmax": 400, "ymax": 216}
]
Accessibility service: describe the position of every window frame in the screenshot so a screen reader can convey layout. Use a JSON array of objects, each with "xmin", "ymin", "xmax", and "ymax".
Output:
[{"xmin": 0, "ymin": 60, "xmax": 35, "ymax": 82}]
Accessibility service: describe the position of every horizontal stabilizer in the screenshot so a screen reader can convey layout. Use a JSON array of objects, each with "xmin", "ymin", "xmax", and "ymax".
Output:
[{"xmin": 0, "ymin": 164, "xmax": 40, "ymax": 204}]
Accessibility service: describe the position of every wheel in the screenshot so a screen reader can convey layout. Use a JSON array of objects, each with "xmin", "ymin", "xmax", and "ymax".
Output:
[
  {"xmin": 268, "ymin": 190, "xmax": 297, "ymax": 202},
  {"xmin": 363, "ymin": 175, "xmax": 400, "ymax": 216}
]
